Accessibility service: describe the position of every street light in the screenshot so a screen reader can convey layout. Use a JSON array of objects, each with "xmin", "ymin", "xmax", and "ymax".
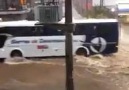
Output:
[{"xmin": 65, "ymin": 0, "xmax": 74, "ymax": 89}]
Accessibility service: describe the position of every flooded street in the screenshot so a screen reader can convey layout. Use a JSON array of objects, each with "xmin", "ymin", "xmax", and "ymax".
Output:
[
  {"xmin": 0, "ymin": 24, "xmax": 129, "ymax": 90},
  {"xmin": 75, "ymin": 23, "xmax": 129, "ymax": 90}
]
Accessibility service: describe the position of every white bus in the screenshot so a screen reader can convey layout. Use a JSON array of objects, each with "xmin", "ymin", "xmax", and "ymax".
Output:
[{"xmin": 0, "ymin": 18, "xmax": 119, "ymax": 62}]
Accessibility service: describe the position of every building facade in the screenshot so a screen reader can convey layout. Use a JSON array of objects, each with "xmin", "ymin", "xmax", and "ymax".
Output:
[
  {"xmin": 73, "ymin": 0, "xmax": 93, "ymax": 16},
  {"xmin": 116, "ymin": 0, "xmax": 129, "ymax": 23},
  {"xmin": 0, "ymin": 0, "xmax": 30, "ymax": 21}
]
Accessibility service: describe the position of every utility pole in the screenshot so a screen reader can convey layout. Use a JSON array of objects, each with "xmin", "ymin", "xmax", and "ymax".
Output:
[
  {"xmin": 65, "ymin": 0, "xmax": 74, "ymax": 90},
  {"xmin": 86, "ymin": 0, "xmax": 88, "ymax": 18},
  {"xmin": 35, "ymin": 0, "xmax": 74, "ymax": 90},
  {"xmin": 100, "ymin": 0, "xmax": 104, "ymax": 7},
  {"xmin": 5, "ymin": 0, "xmax": 8, "ymax": 10}
]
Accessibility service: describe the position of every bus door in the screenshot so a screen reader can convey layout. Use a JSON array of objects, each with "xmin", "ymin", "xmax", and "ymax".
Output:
[
  {"xmin": 95, "ymin": 23, "xmax": 119, "ymax": 54},
  {"xmin": 82, "ymin": 23, "xmax": 101, "ymax": 54},
  {"xmin": 77, "ymin": 22, "xmax": 119, "ymax": 54},
  {"xmin": 0, "ymin": 33, "xmax": 12, "ymax": 48},
  {"xmin": 75, "ymin": 24, "xmax": 97, "ymax": 52},
  {"xmin": 75, "ymin": 23, "xmax": 118, "ymax": 54}
]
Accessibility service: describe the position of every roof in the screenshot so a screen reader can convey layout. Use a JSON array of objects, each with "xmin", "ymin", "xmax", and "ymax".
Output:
[
  {"xmin": 59, "ymin": 18, "xmax": 118, "ymax": 24},
  {"xmin": 118, "ymin": 13, "xmax": 129, "ymax": 16},
  {"xmin": 116, "ymin": 0, "xmax": 129, "ymax": 4},
  {"xmin": 0, "ymin": 18, "xmax": 118, "ymax": 27},
  {"xmin": 0, "ymin": 20, "xmax": 39, "ymax": 27}
]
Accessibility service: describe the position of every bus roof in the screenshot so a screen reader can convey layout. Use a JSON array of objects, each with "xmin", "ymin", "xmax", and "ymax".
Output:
[
  {"xmin": 0, "ymin": 20, "xmax": 39, "ymax": 27},
  {"xmin": 0, "ymin": 18, "xmax": 118, "ymax": 27},
  {"xmin": 59, "ymin": 18, "xmax": 118, "ymax": 24}
]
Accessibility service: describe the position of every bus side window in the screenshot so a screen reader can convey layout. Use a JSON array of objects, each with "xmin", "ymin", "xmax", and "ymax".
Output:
[
  {"xmin": 19, "ymin": 27, "xmax": 33, "ymax": 36},
  {"xmin": 0, "ymin": 28, "xmax": 7, "ymax": 34},
  {"xmin": 31, "ymin": 27, "xmax": 38, "ymax": 36},
  {"xmin": 96, "ymin": 23, "xmax": 112, "ymax": 36},
  {"xmin": 74, "ymin": 24, "xmax": 84, "ymax": 35},
  {"xmin": 42, "ymin": 26, "xmax": 64, "ymax": 36},
  {"xmin": 56, "ymin": 29, "xmax": 64, "ymax": 35},
  {"xmin": 74, "ymin": 24, "xmax": 96, "ymax": 35},
  {"xmin": 35, "ymin": 26, "xmax": 44, "ymax": 36},
  {"xmin": 6, "ymin": 27, "xmax": 20, "ymax": 36}
]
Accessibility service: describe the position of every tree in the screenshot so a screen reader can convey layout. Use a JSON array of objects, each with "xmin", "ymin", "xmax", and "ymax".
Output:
[{"xmin": 86, "ymin": 6, "xmax": 116, "ymax": 18}]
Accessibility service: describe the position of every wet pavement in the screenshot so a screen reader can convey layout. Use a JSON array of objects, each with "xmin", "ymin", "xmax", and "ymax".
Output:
[{"xmin": 0, "ymin": 60, "xmax": 125, "ymax": 90}]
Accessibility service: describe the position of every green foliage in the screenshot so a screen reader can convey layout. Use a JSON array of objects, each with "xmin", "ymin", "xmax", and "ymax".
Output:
[{"xmin": 86, "ymin": 6, "xmax": 116, "ymax": 18}]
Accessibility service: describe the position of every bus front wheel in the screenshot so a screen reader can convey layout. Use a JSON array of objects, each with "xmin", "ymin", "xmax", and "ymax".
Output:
[{"xmin": 11, "ymin": 50, "xmax": 23, "ymax": 58}]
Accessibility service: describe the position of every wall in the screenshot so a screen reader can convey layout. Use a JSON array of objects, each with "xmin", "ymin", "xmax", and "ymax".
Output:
[{"xmin": 93, "ymin": 0, "xmax": 116, "ymax": 6}]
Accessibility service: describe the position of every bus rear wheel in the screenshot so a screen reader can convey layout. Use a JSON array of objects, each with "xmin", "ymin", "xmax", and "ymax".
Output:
[
  {"xmin": 0, "ymin": 58, "xmax": 5, "ymax": 63},
  {"xmin": 11, "ymin": 50, "xmax": 23, "ymax": 58},
  {"xmin": 76, "ymin": 48, "xmax": 88, "ymax": 57}
]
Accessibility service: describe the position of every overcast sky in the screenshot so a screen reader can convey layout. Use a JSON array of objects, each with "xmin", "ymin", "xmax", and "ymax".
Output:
[
  {"xmin": 93, "ymin": 0, "xmax": 116, "ymax": 6},
  {"xmin": 93, "ymin": 0, "xmax": 129, "ymax": 6}
]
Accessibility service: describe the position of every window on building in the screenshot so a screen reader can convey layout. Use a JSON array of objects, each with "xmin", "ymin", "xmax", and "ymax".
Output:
[
  {"xmin": 0, "ymin": 0, "xmax": 6, "ymax": 11},
  {"xmin": 7, "ymin": 0, "xmax": 20, "ymax": 10},
  {"xmin": 0, "ymin": 0, "xmax": 26, "ymax": 11}
]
